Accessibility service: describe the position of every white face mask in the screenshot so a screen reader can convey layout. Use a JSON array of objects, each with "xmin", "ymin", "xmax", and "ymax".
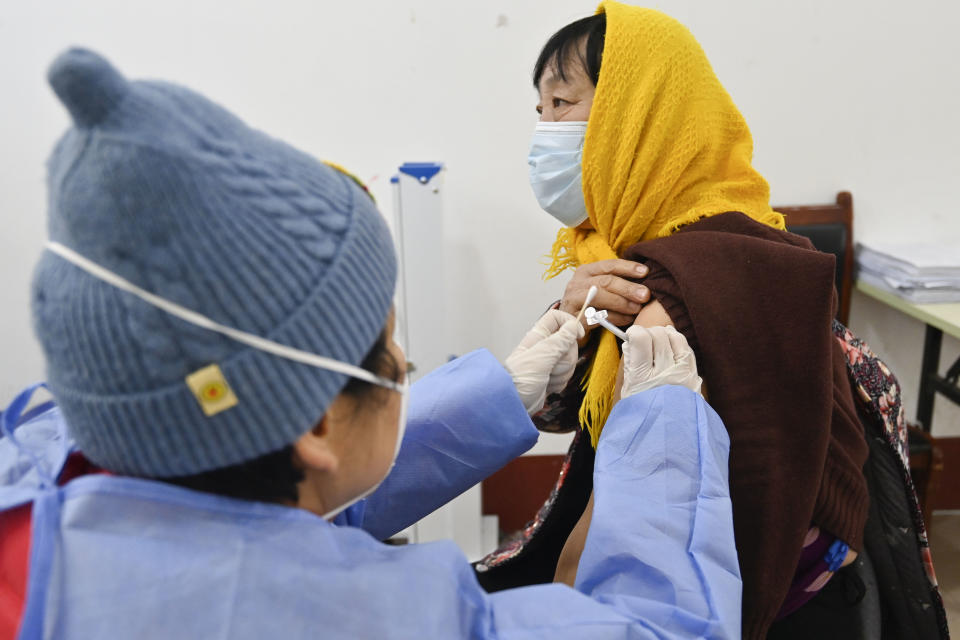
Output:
[
  {"xmin": 527, "ymin": 121, "xmax": 589, "ymax": 227},
  {"xmin": 45, "ymin": 241, "xmax": 408, "ymax": 523}
]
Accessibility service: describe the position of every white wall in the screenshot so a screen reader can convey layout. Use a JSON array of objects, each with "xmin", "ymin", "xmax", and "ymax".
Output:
[{"xmin": 2, "ymin": 0, "xmax": 958, "ymax": 436}]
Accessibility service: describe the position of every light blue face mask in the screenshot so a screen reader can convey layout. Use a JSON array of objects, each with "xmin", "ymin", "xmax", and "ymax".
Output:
[{"xmin": 527, "ymin": 121, "xmax": 589, "ymax": 227}]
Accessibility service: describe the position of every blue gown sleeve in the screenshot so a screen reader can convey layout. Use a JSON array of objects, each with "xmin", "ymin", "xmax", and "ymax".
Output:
[
  {"xmin": 484, "ymin": 385, "xmax": 741, "ymax": 639},
  {"xmin": 0, "ymin": 383, "xmax": 741, "ymax": 638},
  {"xmin": 354, "ymin": 349, "xmax": 540, "ymax": 540}
]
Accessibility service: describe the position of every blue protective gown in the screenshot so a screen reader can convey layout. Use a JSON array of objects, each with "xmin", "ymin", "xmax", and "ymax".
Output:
[{"xmin": 0, "ymin": 349, "xmax": 741, "ymax": 639}]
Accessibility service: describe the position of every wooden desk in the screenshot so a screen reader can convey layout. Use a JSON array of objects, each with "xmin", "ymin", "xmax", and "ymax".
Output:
[{"xmin": 855, "ymin": 280, "xmax": 960, "ymax": 431}]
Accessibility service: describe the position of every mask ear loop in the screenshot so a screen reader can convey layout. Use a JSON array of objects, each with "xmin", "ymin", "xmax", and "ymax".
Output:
[
  {"xmin": 1, "ymin": 382, "xmax": 65, "ymax": 489},
  {"xmin": 42, "ymin": 241, "xmax": 408, "ymax": 511},
  {"xmin": 45, "ymin": 242, "xmax": 402, "ymax": 393}
]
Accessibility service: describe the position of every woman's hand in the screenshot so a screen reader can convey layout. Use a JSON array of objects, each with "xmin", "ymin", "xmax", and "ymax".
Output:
[{"xmin": 558, "ymin": 260, "xmax": 651, "ymax": 334}]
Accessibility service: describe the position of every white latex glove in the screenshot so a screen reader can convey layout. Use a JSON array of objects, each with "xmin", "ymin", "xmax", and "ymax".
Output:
[
  {"xmin": 505, "ymin": 310, "xmax": 585, "ymax": 415},
  {"xmin": 620, "ymin": 325, "xmax": 702, "ymax": 399}
]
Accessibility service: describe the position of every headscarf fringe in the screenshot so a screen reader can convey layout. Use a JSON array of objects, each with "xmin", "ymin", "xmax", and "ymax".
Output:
[
  {"xmin": 657, "ymin": 208, "xmax": 785, "ymax": 239},
  {"xmin": 577, "ymin": 331, "xmax": 620, "ymax": 447},
  {"xmin": 543, "ymin": 227, "xmax": 583, "ymax": 281}
]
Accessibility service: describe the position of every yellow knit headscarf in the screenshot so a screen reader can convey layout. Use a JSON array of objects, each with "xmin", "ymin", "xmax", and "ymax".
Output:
[{"xmin": 545, "ymin": 2, "xmax": 786, "ymax": 446}]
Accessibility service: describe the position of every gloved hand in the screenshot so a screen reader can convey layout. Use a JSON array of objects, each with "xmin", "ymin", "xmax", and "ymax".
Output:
[
  {"xmin": 620, "ymin": 325, "xmax": 702, "ymax": 400},
  {"xmin": 505, "ymin": 310, "xmax": 585, "ymax": 415}
]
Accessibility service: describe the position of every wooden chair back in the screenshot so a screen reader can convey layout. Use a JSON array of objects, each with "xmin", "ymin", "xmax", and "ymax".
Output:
[{"xmin": 778, "ymin": 191, "xmax": 854, "ymax": 325}]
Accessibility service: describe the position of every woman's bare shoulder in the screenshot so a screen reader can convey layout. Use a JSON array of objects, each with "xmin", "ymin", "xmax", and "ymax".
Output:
[
  {"xmin": 631, "ymin": 298, "xmax": 674, "ymax": 328},
  {"xmin": 629, "ymin": 298, "xmax": 709, "ymax": 399}
]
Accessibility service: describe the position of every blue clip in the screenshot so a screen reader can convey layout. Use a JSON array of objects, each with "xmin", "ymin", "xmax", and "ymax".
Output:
[{"xmin": 398, "ymin": 162, "xmax": 443, "ymax": 185}]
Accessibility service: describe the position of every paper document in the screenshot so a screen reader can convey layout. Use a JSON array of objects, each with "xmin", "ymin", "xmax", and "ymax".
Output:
[{"xmin": 857, "ymin": 241, "xmax": 960, "ymax": 304}]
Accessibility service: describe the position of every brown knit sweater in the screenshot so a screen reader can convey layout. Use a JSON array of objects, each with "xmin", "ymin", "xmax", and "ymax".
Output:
[{"xmin": 622, "ymin": 212, "xmax": 869, "ymax": 639}]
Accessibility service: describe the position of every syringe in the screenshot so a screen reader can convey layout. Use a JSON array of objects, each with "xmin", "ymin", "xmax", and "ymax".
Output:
[{"xmin": 584, "ymin": 307, "xmax": 629, "ymax": 341}]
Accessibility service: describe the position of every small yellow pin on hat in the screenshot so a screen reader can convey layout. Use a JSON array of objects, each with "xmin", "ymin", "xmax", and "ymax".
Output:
[{"xmin": 185, "ymin": 364, "xmax": 239, "ymax": 417}]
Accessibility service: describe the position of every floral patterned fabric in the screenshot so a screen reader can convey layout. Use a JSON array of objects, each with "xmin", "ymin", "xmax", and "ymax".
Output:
[
  {"xmin": 475, "ymin": 430, "xmax": 582, "ymax": 571},
  {"xmin": 833, "ymin": 320, "xmax": 948, "ymax": 637}
]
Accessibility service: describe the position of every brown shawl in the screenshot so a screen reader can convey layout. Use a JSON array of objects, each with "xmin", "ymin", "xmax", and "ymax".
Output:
[{"xmin": 623, "ymin": 212, "xmax": 869, "ymax": 639}]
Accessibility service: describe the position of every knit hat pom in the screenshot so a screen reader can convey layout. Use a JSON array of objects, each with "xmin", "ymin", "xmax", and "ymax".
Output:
[{"xmin": 48, "ymin": 48, "xmax": 129, "ymax": 128}]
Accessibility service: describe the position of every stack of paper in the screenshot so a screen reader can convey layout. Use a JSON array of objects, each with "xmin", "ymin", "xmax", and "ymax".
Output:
[{"xmin": 857, "ymin": 242, "xmax": 960, "ymax": 304}]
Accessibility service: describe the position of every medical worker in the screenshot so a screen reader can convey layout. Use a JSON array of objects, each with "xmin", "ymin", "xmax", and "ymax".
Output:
[{"xmin": 0, "ymin": 49, "xmax": 740, "ymax": 639}]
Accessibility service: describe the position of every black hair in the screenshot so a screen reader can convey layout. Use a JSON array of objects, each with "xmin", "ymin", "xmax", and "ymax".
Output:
[
  {"xmin": 533, "ymin": 13, "xmax": 607, "ymax": 89},
  {"xmin": 165, "ymin": 327, "xmax": 401, "ymax": 505},
  {"xmin": 341, "ymin": 327, "xmax": 402, "ymax": 402}
]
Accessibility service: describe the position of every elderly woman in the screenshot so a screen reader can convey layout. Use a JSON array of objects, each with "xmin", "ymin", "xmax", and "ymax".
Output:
[{"xmin": 475, "ymin": 4, "xmax": 947, "ymax": 639}]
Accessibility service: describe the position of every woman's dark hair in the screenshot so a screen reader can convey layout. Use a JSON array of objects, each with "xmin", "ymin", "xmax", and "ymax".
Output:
[
  {"xmin": 165, "ymin": 326, "xmax": 401, "ymax": 505},
  {"xmin": 533, "ymin": 13, "xmax": 606, "ymax": 89}
]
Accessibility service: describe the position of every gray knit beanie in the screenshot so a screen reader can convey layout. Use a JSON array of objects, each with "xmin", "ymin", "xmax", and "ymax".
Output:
[{"xmin": 32, "ymin": 48, "xmax": 397, "ymax": 478}]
